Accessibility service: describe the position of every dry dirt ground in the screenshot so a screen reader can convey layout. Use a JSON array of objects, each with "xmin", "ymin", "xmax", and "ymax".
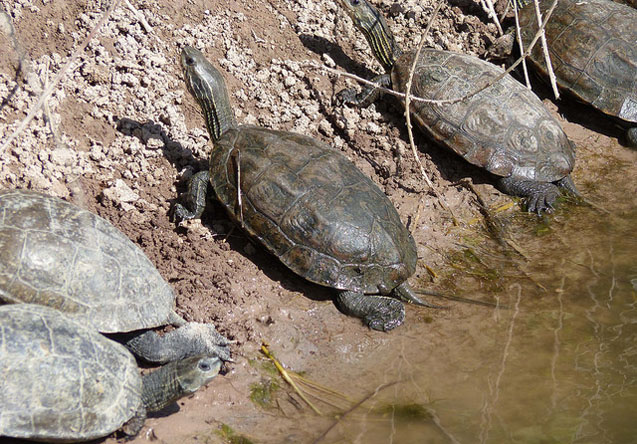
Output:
[{"xmin": 1, "ymin": 0, "xmax": 635, "ymax": 443}]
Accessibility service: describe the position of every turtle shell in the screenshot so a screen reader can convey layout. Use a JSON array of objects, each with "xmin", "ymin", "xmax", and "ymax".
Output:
[
  {"xmin": 0, "ymin": 304, "xmax": 142, "ymax": 442},
  {"xmin": 0, "ymin": 189, "xmax": 175, "ymax": 333},
  {"xmin": 518, "ymin": 0, "xmax": 637, "ymax": 125},
  {"xmin": 208, "ymin": 125, "xmax": 417, "ymax": 295},
  {"xmin": 391, "ymin": 49, "xmax": 575, "ymax": 183}
]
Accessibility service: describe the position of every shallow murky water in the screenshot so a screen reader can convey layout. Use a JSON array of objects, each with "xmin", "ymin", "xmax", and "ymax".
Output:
[
  {"xmin": 324, "ymin": 207, "xmax": 637, "ymax": 444},
  {"xmin": 296, "ymin": 159, "xmax": 637, "ymax": 443}
]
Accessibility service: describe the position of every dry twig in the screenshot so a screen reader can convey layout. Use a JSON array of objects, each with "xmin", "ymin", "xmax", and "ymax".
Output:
[
  {"xmin": 0, "ymin": 0, "xmax": 121, "ymax": 153},
  {"xmin": 123, "ymin": 0, "xmax": 154, "ymax": 35},
  {"xmin": 512, "ymin": 0, "xmax": 532, "ymax": 88},
  {"xmin": 403, "ymin": 1, "xmax": 459, "ymax": 226},
  {"xmin": 0, "ymin": 4, "xmax": 28, "ymax": 112},
  {"xmin": 261, "ymin": 343, "xmax": 323, "ymax": 415},
  {"xmin": 530, "ymin": 0, "xmax": 560, "ymax": 99},
  {"xmin": 312, "ymin": 381, "xmax": 399, "ymax": 444},
  {"xmin": 480, "ymin": 0, "xmax": 504, "ymax": 35},
  {"xmin": 311, "ymin": 0, "xmax": 560, "ymax": 109}
]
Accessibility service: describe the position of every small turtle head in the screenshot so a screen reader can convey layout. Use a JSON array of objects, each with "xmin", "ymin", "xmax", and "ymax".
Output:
[
  {"xmin": 180, "ymin": 46, "xmax": 237, "ymax": 140},
  {"xmin": 338, "ymin": 0, "xmax": 401, "ymax": 71},
  {"xmin": 176, "ymin": 354, "xmax": 222, "ymax": 394}
]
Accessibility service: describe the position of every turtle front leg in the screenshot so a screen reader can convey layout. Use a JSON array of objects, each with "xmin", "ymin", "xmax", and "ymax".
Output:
[
  {"xmin": 174, "ymin": 170, "xmax": 210, "ymax": 221},
  {"xmin": 498, "ymin": 176, "xmax": 562, "ymax": 214},
  {"xmin": 335, "ymin": 290, "xmax": 405, "ymax": 331},
  {"xmin": 335, "ymin": 73, "xmax": 391, "ymax": 107},
  {"xmin": 125, "ymin": 322, "xmax": 232, "ymax": 364}
]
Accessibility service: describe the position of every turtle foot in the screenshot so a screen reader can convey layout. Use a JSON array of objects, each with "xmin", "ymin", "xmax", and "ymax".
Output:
[
  {"xmin": 335, "ymin": 291, "xmax": 405, "ymax": 332},
  {"xmin": 334, "ymin": 73, "xmax": 391, "ymax": 108},
  {"xmin": 173, "ymin": 170, "xmax": 210, "ymax": 222},
  {"xmin": 126, "ymin": 322, "xmax": 232, "ymax": 364},
  {"xmin": 498, "ymin": 176, "xmax": 561, "ymax": 215},
  {"xmin": 334, "ymin": 87, "xmax": 360, "ymax": 106}
]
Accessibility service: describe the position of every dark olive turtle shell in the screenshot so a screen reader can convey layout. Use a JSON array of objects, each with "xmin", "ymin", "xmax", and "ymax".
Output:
[
  {"xmin": 0, "ymin": 304, "xmax": 142, "ymax": 442},
  {"xmin": 519, "ymin": 0, "xmax": 637, "ymax": 125},
  {"xmin": 208, "ymin": 125, "xmax": 417, "ymax": 295},
  {"xmin": 392, "ymin": 49, "xmax": 575, "ymax": 183}
]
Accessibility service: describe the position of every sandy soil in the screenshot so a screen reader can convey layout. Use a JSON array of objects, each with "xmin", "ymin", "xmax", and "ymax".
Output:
[{"xmin": 1, "ymin": 0, "xmax": 635, "ymax": 443}]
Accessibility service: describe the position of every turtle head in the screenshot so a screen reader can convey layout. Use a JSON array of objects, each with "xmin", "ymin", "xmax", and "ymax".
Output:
[
  {"xmin": 175, "ymin": 354, "xmax": 222, "ymax": 395},
  {"xmin": 180, "ymin": 46, "xmax": 237, "ymax": 141},
  {"xmin": 338, "ymin": 0, "xmax": 401, "ymax": 72}
]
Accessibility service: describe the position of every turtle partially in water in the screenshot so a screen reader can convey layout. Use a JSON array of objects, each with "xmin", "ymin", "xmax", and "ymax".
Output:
[
  {"xmin": 513, "ymin": 0, "xmax": 637, "ymax": 146},
  {"xmin": 174, "ymin": 46, "xmax": 440, "ymax": 331},
  {"xmin": 0, "ymin": 303, "xmax": 221, "ymax": 442},
  {"xmin": 0, "ymin": 189, "xmax": 231, "ymax": 363},
  {"xmin": 336, "ymin": 0, "xmax": 579, "ymax": 214}
]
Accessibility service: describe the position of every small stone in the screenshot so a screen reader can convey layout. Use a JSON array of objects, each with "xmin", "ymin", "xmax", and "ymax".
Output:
[
  {"xmin": 389, "ymin": 3, "xmax": 405, "ymax": 16},
  {"xmin": 50, "ymin": 148, "xmax": 76, "ymax": 166},
  {"xmin": 101, "ymin": 179, "xmax": 140, "ymax": 210}
]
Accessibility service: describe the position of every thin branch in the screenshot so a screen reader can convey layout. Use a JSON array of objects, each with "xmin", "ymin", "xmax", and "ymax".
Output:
[
  {"xmin": 531, "ymin": 0, "xmax": 560, "ymax": 99},
  {"xmin": 261, "ymin": 343, "xmax": 322, "ymax": 415},
  {"xmin": 311, "ymin": 0, "xmax": 560, "ymax": 109},
  {"xmin": 0, "ymin": 4, "xmax": 28, "ymax": 112},
  {"xmin": 0, "ymin": 0, "xmax": 121, "ymax": 153},
  {"xmin": 124, "ymin": 0, "xmax": 155, "ymax": 36},
  {"xmin": 480, "ymin": 0, "xmax": 504, "ymax": 35},
  {"xmin": 403, "ymin": 1, "xmax": 459, "ymax": 226},
  {"xmin": 512, "ymin": 0, "xmax": 531, "ymax": 89},
  {"xmin": 312, "ymin": 381, "xmax": 399, "ymax": 444}
]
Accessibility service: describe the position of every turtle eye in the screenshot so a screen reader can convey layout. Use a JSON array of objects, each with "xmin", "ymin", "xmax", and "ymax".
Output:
[{"xmin": 198, "ymin": 360, "xmax": 211, "ymax": 371}]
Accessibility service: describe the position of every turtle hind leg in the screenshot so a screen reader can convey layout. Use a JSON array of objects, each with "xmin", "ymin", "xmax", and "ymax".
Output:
[
  {"xmin": 125, "ymin": 322, "xmax": 232, "ymax": 364},
  {"xmin": 335, "ymin": 291, "xmax": 405, "ymax": 331},
  {"xmin": 120, "ymin": 404, "xmax": 147, "ymax": 439},
  {"xmin": 173, "ymin": 170, "xmax": 210, "ymax": 221},
  {"xmin": 497, "ymin": 176, "xmax": 561, "ymax": 214}
]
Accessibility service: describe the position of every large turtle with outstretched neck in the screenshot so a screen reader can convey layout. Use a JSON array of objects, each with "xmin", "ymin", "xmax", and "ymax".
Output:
[
  {"xmin": 337, "ymin": 0, "xmax": 579, "ymax": 214},
  {"xmin": 515, "ymin": 0, "xmax": 637, "ymax": 146},
  {"xmin": 174, "ymin": 46, "xmax": 440, "ymax": 331},
  {"xmin": 0, "ymin": 303, "xmax": 221, "ymax": 442},
  {"xmin": 0, "ymin": 189, "xmax": 230, "ymax": 363}
]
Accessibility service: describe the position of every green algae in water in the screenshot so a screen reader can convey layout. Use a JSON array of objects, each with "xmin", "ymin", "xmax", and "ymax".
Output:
[
  {"xmin": 216, "ymin": 424, "xmax": 255, "ymax": 444},
  {"xmin": 249, "ymin": 379, "xmax": 280, "ymax": 408},
  {"xmin": 376, "ymin": 402, "xmax": 434, "ymax": 421},
  {"xmin": 248, "ymin": 358, "xmax": 279, "ymax": 377}
]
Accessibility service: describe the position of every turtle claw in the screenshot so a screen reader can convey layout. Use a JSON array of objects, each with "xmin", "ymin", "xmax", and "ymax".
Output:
[{"xmin": 334, "ymin": 88, "xmax": 358, "ymax": 106}]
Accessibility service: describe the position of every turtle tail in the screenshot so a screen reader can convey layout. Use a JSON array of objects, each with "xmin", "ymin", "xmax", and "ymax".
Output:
[{"xmin": 393, "ymin": 282, "xmax": 446, "ymax": 309}]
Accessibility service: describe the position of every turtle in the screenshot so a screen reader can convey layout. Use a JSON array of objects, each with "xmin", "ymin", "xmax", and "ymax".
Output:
[
  {"xmin": 0, "ymin": 303, "xmax": 221, "ymax": 442},
  {"xmin": 513, "ymin": 0, "xmax": 637, "ymax": 147},
  {"xmin": 174, "ymin": 46, "xmax": 441, "ymax": 332},
  {"xmin": 0, "ymin": 189, "xmax": 231, "ymax": 363},
  {"xmin": 336, "ymin": 0, "xmax": 579, "ymax": 214}
]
